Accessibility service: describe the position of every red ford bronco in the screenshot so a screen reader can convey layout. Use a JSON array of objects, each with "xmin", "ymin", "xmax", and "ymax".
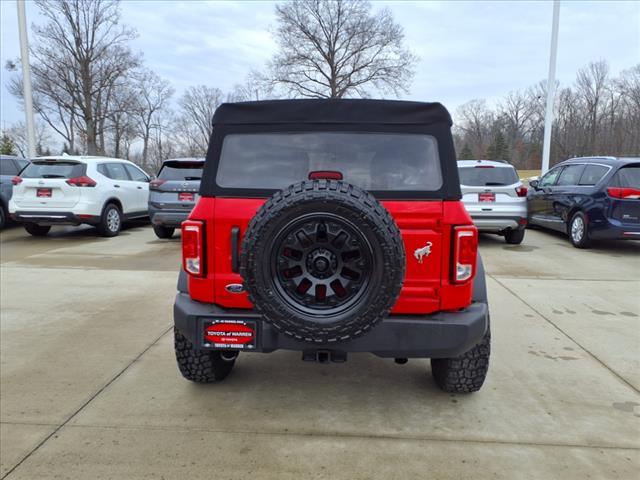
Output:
[{"xmin": 174, "ymin": 99, "xmax": 490, "ymax": 393}]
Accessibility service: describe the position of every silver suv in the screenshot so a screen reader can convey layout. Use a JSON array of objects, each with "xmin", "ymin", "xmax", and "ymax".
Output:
[
  {"xmin": 149, "ymin": 158, "xmax": 204, "ymax": 239},
  {"xmin": 458, "ymin": 160, "xmax": 528, "ymax": 244}
]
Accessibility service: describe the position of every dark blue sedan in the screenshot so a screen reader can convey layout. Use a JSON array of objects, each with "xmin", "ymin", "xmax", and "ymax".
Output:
[{"xmin": 528, "ymin": 156, "xmax": 640, "ymax": 248}]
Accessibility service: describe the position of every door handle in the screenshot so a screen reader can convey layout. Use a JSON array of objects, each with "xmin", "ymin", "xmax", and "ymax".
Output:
[
  {"xmin": 137, "ymin": 186, "xmax": 142, "ymax": 189},
  {"xmin": 114, "ymin": 184, "xmax": 120, "ymax": 188}
]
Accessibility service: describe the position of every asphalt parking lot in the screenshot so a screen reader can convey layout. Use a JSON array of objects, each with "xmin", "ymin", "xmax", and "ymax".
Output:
[{"xmin": 1, "ymin": 223, "xmax": 639, "ymax": 479}]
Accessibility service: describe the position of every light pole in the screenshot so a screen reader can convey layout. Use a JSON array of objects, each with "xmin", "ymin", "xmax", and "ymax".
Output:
[
  {"xmin": 16, "ymin": 0, "xmax": 36, "ymax": 158},
  {"xmin": 541, "ymin": 0, "xmax": 561, "ymax": 175}
]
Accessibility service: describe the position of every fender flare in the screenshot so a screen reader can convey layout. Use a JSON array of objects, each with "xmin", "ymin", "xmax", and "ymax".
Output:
[
  {"xmin": 472, "ymin": 254, "xmax": 488, "ymax": 304},
  {"xmin": 177, "ymin": 268, "xmax": 188, "ymax": 293}
]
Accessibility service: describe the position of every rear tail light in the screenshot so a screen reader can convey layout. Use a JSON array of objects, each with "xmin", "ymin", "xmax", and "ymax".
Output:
[
  {"xmin": 66, "ymin": 175, "xmax": 96, "ymax": 187},
  {"xmin": 515, "ymin": 186, "xmax": 528, "ymax": 197},
  {"xmin": 182, "ymin": 220, "xmax": 204, "ymax": 277},
  {"xmin": 607, "ymin": 187, "xmax": 640, "ymax": 199},
  {"xmin": 11, "ymin": 176, "xmax": 22, "ymax": 185},
  {"xmin": 452, "ymin": 226, "xmax": 478, "ymax": 284},
  {"xmin": 150, "ymin": 179, "xmax": 166, "ymax": 189}
]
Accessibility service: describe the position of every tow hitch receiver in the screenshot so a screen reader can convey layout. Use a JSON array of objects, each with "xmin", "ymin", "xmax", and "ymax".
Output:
[{"xmin": 302, "ymin": 350, "xmax": 347, "ymax": 363}]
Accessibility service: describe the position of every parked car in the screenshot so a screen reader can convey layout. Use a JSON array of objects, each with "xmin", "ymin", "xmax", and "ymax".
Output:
[
  {"xmin": 458, "ymin": 159, "xmax": 528, "ymax": 244},
  {"xmin": 528, "ymin": 156, "xmax": 640, "ymax": 248},
  {"xmin": 0, "ymin": 155, "xmax": 29, "ymax": 229},
  {"xmin": 173, "ymin": 99, "xmax": 490, "ymax": 393},
  {"xmin": 9, "ymin": 155, "xmax": 150, "ymax": 237},
  {"xmin": 149, "ymin": 158, "xmax": 204, "ymax": 239}
]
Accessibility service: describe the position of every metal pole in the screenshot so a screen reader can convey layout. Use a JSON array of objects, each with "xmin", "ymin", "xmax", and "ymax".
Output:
[
  {"xmin": 541, "ymin": 0, "xmax": 560, "ymax": 174},
  {"xmin": 17, "ymin": 0, "xmax": 37, "ymax": 159}
]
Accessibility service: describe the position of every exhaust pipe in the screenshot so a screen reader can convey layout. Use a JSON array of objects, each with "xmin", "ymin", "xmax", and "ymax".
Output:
[{"xmin": 220, "ymin": 351, "xmax": 239, "ymax": 362}]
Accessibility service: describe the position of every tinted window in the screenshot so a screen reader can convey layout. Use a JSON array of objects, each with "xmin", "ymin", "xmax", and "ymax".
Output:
[
  {"xmin": 16, "ymin": 159, "xmax": 29, "ymax": 171},
  {"xmin": 556, "ymin": 164, "xmax": 585, "ymax": 186},
  {"xmin": 100, "ymin": 163, "xmax": 129, "ymax": 181},
  {"xmin": 124, "ymin": 164, "xmax": 149, "ymax": 182},
  {"xmin": 158, "ymin": 162, "xmax": 204, "ymax": 181},
  {"xmin": 21, "ymin": 161, "xmax": 85, "ymax": 179},
  {"xmin": 539, "ymin": 167, "xmax": 562, "ymax": 187},
  {"xmin": 0, "ymin": 159, "xmax": 18, "ymax": 176},
  {"xmin": 579, "ymin": 165, "xmax": 609, "ymax": 185},
  {"xmin": 611, "ymin": 166, "xmax": 640, "ymax": 188},
  {"xmin": 216, "ymin": 132, "xmax": 442, "ymax": 191},
  {"xmin": 458, "ymin": 166, "xmax": 518, "ymax": 186}
]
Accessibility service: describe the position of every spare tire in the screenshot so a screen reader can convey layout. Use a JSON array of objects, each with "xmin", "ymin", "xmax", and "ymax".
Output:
[{"xmin": 241, "ymin": 180, "xmax": 405, "ymax": 344}]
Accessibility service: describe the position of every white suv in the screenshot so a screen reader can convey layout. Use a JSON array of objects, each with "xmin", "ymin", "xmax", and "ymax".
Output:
[
  {"xmin": 9, "ymin": 156, "xmax": 150, "ymax": 237},
  {"xmin": 458, "ymin": 159, "xmax": 528, "ymax": 244}
]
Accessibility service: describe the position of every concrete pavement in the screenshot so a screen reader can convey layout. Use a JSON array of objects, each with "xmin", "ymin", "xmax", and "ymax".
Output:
[{"xmin": 1, "ymin": 223, "xmax": 639, "ymax": 479}]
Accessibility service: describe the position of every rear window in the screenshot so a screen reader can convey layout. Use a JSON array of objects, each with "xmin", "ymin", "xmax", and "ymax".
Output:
[
  {"xmin": 0, "ymin": 159, "xmax": 19, "ymax": 176},
  {"xmin": 158, "ymin": 162, "xmax": 204, "ymax": 181},
  {"xmin": 21, "ymin": 161, "xmax": 85, "ymax": 179},
  {"xmin": 458, "ymin": 166, "xmax": 518, "ymax": 186},
  {"xmin": 579, "ymin": 165, "xmax": 609, "ymax": 185},
  {"xmin": 611, "ymin": 166, "xmax": 640, "ymax": 188},
  {"xmin": 216, "ymin": 132, "xmax": 442, "ymax": 191}
]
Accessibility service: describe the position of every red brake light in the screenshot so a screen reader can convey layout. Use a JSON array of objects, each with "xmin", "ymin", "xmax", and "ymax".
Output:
[
  {"xmin": 453, "ymin": 226, "xmax": 478, "ymax": 284},
  {"xmin": 182, "ymin": 220, "xmax": 204, "ymax": 277},
  {"xmin": 309, "ymin": 171, "xmax": 343, "ymax": 180},
  {"xmin": 474, "ymin": 165, "xmax": 494, "ymax": 169},
  {"xmin": 516, "ymin": 186, "xmax": 528, "ymax": 197},
  {"xmin": 11, "ymin": 176, "xmax": 22, "ymax": 185},
  {"xmin": 607, "ymin": 187, "xmax": 640, "ymax": 199},
  {"xmin": 150, "ymin": 179, "xmax": 166, "ymax": 188},
  {"xmin": 66, "ymin": 175, "xmax": 96, "ymax": 187}
]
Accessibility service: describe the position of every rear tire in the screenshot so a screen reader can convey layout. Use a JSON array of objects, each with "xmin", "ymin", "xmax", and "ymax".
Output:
[
  {"xmin": 24, "ymin": 223, "xmax": 51, "ymax": 236},
  {"xmin": 153, "ymin": 225, "xmax": 175, "ymax": 239},
  {"xmin": 568, "ymin": 211, "xmax": 590, "ymax": 248},
  {"xmin": 174, "ymin": 328, "xmax": 236, "ymax": 383},
  {"xmin": 97, "ymin": 203, "xmax": 122, "ymax": 237},
  {"xmin": 431, "ymin": 325, "xmax": 491, "ymax": 393},
  {"xmin": 504, "ymin": 229, "xmax": 525, "ymax": 244}
]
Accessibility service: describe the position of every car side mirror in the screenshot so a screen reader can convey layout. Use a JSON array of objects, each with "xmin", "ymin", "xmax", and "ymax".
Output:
[
  {"xmin": 148, "ymin": 175, "xmax": 155, "ymax": 182},
  {"xmin": 529, "ymin": 179, "xmax": 539, "ymax": 189}
]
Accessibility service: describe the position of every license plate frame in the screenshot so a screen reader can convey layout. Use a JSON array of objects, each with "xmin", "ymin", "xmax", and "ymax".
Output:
[
  {"xmin": 202, "ymin": 319, "xmax": 257, "ymax": 350},
  {"xmin": 178, "ymin": 192, "xmax": 194, "ymax": 202},
  {"xmin": 36, "ymin": 188, "xmax": 52, "ymax": 198},
  {"xmin": 478, "ymin": 192, "xmax": 495, "ymax": 202}
]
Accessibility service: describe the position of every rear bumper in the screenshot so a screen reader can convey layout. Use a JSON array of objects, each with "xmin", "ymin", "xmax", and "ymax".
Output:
[
  {"xmin": 10, "ymin": 210, "xmax": 100, "ymax": 225},
  {"xmin": 173, "ymin": 292, "xmax": 489, "ymax": 359},
  {"xmin": 589, "ymin": 218, "xmax": 640, "ymax": 240},
  {"xmin": 149, "ymin": 206, "xmax": 190, "ymax": 227},
  {"xmin": 470, "ymin": 215, "xmax": 527, "ymax": 232}
]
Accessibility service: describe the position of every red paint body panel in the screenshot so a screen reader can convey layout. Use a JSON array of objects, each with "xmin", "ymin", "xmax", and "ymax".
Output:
[{"xmin": 186, "ymin": 196, "xmax": 476, "ymax": 314}]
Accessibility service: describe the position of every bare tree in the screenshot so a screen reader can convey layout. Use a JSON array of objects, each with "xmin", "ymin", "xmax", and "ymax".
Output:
[
  {"xmin": 455, "ymin": 99, "xmax": 494, "ymax": 158},
  {"xmin": 575, "ymin": 60, "xmax": 609, "ymax": 152},
  {"xmin": 5, "ymin": 122, "xmax": 51, "ymax": 158},
  {"xmin": 228, "ymin": 71, "xmax": 275, "ymax": 102},
  {"xmin": 268, "ymin": 0, "xmax": 416, "ymax": 98},
  {"xmin": 177, "ymin": 85, "xmax": 224, "ymax": 155},
  {"xmin": 131, "ymin": 69, "xmax": 174, "ymax": 167},
  {"xmin": 24, "ymin": 0, "xmax": 139, "ymax": 155}
]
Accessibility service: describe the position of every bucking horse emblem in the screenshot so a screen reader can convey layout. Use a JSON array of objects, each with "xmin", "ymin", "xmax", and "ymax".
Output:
[{"xmin": 413, "ymin": 242, "xmax": 433, "ymax": 264}]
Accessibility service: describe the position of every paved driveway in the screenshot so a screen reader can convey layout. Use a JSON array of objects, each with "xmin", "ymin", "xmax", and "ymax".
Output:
[{"xmin": 1, "ymin": 224, "xmax": 638, "ymax": 479}]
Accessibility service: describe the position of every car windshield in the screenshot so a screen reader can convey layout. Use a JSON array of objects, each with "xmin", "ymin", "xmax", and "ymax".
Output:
[
  {"xmin": 216, "ymin": 132, "xmax": 442, "ymax": 191},
  {"xmin": 459, "ymin": 166, "xmax": 518, "ymax": 186},
  {"xmin": 158, "ymin": 162, "xmax": 204, "ymax": 181},
  {"xmin": 612, "ymin": 166, "xmax": 640, "ymax": 188},
  {"xmin": 20, "ymin": 161, "xmax": 85, "ymax": 179}
]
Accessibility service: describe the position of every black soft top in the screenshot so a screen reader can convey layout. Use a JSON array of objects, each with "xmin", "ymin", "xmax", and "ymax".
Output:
[{"xmin": 212, "ymin": 99, "xmax": 452, "ymax": 126}]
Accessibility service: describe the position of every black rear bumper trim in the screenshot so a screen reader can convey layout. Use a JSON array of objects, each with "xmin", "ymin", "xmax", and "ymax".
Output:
[{"xmin": 174, "ymin": 292, "xmax": 488, "ymax": 359}]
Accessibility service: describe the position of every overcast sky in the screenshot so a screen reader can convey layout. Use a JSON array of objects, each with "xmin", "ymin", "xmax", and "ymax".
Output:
[{"xmin": 1, "ymin": 0, "xmax": 639, "ymax": 133}]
